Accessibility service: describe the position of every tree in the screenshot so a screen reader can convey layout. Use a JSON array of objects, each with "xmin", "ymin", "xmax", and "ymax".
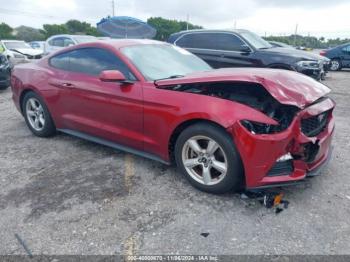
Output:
[
  {"xmin": 147, "ymin": 17, "xmax": 203, "ymax": 41},
  {"xmin": 14, "ymin": 26, "xmax": 45, "ymax": 42},
  {"xmin": 42, "ymin": 24, "xmax": 68, "ymax": 38},
  {"xmin": 0, "ymin": 23, "xmax": 13, "ymax": 39}
]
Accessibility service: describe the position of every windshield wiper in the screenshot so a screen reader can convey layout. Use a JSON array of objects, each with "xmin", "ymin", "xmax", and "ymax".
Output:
[{"xmin": 154, "ymin": 75, "xmax": 185, "ymax": 85}]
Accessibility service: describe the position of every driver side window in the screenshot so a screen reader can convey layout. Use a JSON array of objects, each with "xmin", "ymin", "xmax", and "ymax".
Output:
[{"xmin": 50, "ymin": 48, "xmax": 136, "ymax": 80}]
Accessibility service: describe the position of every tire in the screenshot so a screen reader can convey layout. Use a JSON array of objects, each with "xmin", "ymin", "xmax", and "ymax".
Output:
[
  {"xmin": 0, "ymin": 84, "xmax": 9, "ymax": 90},
  {"xmin": 330, "ymin": 59, "xmax": 341, "ymax": 71},
  {"xmin": 22, "ymin": 91, "xmax": 56, "ymax": 137},
  {"xmin": 174, "ymin": 123, "xmax": 243, "ymax": 194}
]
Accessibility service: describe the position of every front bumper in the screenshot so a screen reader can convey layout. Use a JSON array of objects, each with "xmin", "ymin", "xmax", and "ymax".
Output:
[
  {"xmin": 297, "ymin": 61, "xmax": 330, "ymax": 80},
  {"xmin": 231, "ymin": 98, "xmax": 335, "ymax": 189}
]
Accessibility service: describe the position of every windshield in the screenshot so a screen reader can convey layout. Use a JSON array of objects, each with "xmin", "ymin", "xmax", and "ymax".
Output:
[
  {"xmin": 4, "ymin": 41, "xmax": 32, "ymax": 50},
  {"xmin": 240, "ymin": 31, "xmax": 272, "ymax": 49},
  {"xmin": 73, "ymin": 36, "xmax": 97, "ymax": 44},
  {"xmin": 121, "ymin": 44, "xmax": 211, "ymax": 80}
]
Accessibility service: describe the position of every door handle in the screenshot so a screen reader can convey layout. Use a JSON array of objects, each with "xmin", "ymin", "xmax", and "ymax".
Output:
[{"xmin": 61, "ymin": 82, "xmax": 75, "ymax": 88}]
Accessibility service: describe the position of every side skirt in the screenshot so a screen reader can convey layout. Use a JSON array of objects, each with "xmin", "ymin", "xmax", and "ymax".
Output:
[{"xmin": 57, "ymin": 129, "xmax": 170, "ymax": 165}]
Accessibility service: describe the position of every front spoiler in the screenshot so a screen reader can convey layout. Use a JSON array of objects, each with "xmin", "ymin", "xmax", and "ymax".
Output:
[{"xmin": 247, "ymin": 146, "xmax": 334, "ymax": 190}]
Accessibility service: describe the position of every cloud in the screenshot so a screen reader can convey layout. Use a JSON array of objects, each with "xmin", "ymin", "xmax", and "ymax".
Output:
[{"xmin": 1, "ymin": 0, "xmax": 349, "ymax": 38}]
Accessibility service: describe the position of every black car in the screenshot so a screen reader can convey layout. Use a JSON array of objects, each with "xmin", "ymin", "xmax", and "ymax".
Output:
[
  {"xmin": 0, "ymin": 54, "xmax": 11, "ymax": 90},
  {"xmin": 321, "ymin": 43, "xmax": 350, "ymax": 71},
  {"xmin": 168, "ymin": 29, "xmax": 330, "ymax": 80}
]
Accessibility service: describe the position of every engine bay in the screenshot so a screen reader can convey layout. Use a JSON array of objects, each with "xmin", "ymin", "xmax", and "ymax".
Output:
[{"xmin": 162, "ymin": 81, "xmax": 300, "ymax": 134}]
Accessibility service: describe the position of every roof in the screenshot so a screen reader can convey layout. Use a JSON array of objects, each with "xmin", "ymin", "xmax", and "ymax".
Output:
[
  {"xmin": 47, "ymin": 34, "xmax": 97, "ymax": 39},
  {"xmin": 171, "ymin": 29, "xmax": 250, "ymax": 36},
  {"xmin": 98, "ymin": 39, "xmax": 166, "ymax": 49}
]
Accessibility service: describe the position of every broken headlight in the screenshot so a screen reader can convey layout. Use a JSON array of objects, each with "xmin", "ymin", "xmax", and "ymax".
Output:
[{"xmin": 241, "ymin": 120, "xmax": 279, "ymax": 135}]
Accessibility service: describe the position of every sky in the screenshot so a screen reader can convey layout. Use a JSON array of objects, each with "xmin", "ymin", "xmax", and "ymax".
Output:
[{"xmin": 0, "ymin": 0, "xmax": 349, "ymax": 39}]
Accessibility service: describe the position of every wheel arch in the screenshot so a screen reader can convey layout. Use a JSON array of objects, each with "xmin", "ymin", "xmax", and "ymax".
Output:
[{"xmin": 168, "ymin": 118, "xmax": 232, "ymax": 164}]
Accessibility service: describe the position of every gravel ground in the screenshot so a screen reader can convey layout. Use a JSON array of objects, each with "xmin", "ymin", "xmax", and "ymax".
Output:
[{"xmin": 0, "ymin": 71, "xmax": 349, "ymax": 255}]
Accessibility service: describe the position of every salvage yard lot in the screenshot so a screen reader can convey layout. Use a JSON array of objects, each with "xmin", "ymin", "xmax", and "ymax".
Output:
[{"xmin": 0, "ymin": 71, "xmax": 349, "ymax": 255}]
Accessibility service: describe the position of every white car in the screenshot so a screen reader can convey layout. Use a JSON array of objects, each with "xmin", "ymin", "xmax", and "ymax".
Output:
[
  {"xmin": 0, "ymin": 40, "xmax": 44, "ymax": 65},
  {"xmin": 45, "ymin": 34, "xmax": 98, "ymax": 54}
]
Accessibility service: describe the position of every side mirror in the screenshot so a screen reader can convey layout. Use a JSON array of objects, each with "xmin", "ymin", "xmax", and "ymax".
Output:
[
  {"xmin": 240, "ymin": 44, "xmax": 251, "ymax": 53},
  {"xmin": 99, "ymin": 70, "xmax": 128, "ymax": 83}
]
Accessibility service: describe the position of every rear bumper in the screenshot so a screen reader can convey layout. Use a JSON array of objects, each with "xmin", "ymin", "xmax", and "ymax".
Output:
[{"xmin": 231, "ymin": 98, "xmax": 335, "ymax": 189}]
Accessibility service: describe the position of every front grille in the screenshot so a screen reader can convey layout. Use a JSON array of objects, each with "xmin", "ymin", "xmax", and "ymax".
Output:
[
  {"xmin": 301, "ymin": 111, "xmax": 330, "ymax": 137},
  {"xmin": 267, "ymin": 160, "xmax": 294, "ymax": 177}
]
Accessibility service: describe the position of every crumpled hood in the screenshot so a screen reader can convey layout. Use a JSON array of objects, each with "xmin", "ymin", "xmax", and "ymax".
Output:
[
  {"xmin": 155, "ymin": 68, "xmax": 331, "ymax": 108},
  {"xmin": 11, "ymin": 48, "xmax": 43, "ymax": 56}
]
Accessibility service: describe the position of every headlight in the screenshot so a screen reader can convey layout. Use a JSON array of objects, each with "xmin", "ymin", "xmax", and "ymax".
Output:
[
  {"xmin": 241, "ymin": 120, "xmax": 279, "ymax": 135},
  {"xmin": 296, "ymin": 60, "xmax": 320, "ymax": 69}
]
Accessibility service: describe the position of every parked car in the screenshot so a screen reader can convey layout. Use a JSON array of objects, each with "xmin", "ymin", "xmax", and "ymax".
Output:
[
  {"xmin": 45, "ymin": 34, "xmax": 98, "ymax": 54},
  {"xmin": 0, "ymin": 40, "xmax": 43, "ymax": 65},
  {"xmin": 320, "ymin": 43, "xmax": 350, "ymax": 71},
  {"xmin": 0, "ymin": 53, "xmax": 11, "ymax": 90},
  {"xmin": 11, "ymin": 40, "xmax": 335, "ymax": 193},
  {"xmin": 269, "ymin": 41, "xmax": 295, "ymax": 49},
  {"xmin": 168, "ymin": 29, "xmax": 330, "ymax": 80},
  {"xmin": 29, "ymin": 41, "xmax": 46, "ymax": 51}
]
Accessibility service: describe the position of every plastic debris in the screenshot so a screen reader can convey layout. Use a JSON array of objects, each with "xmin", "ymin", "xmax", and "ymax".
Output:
[{"xmin": 200, "ymin": 233, "xmax": 210, "ymax": 238}]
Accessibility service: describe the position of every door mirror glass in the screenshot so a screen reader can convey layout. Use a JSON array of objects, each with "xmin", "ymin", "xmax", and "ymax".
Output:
[{"xmin": 99, "ymin": 70, "xmax": 126, "ymax": 82}]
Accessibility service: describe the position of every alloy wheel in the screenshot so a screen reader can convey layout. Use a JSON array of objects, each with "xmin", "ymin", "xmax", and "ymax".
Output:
[
  {"xmin": 26, "ymin": 98, "xmax": 45, "ymax": 131},
  {"xmin": 181, "ymin": 135, "xmax": 228, "ymax": 186},
  {"xmin": 330, "ymin": 60, "xmax": 340, "ymax": 71}
]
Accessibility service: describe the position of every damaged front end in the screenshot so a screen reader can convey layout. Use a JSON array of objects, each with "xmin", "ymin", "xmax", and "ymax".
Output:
[
  {"xmin": 161, "ymin": 81, "xmax": 300, "ymax": 134},
  {"xmin": 158, "ymin": 80, "xmax": 335, "ymax": 189}
]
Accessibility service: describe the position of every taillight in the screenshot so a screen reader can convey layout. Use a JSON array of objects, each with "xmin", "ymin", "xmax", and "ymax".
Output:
[{"xmin": 320, "ymin": 50, "xmax": 326, "ymax": 56}]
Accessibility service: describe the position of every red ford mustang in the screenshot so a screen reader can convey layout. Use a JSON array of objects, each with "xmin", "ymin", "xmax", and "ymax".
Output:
[{"xmin": 11, "ymin": 39, "xmax": 335, "ymax": 194}]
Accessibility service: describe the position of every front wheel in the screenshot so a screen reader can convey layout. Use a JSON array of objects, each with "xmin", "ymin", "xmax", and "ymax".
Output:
[
  {"xmin": 22, "ymin": 91, "xmax": 56, "ymax": 137},
  {"xmin": 175, "ymin": 123, "xmax": 243, "ymax": 194}
]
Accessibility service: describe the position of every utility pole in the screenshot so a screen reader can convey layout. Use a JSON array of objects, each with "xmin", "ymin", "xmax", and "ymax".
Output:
[
  {"xmin": 294, "ymin": 23, "xmax": 298, "ymax": 46},
  {"xmin": 112, "ymin": 0, "xmax": 115, "ymax": 17},
  {"xmin": 186, "ymin": 14, "xmax": 189, "ymax": 31}
]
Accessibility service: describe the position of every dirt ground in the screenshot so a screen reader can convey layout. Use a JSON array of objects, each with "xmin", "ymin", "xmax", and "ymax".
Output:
[{"xmin": 0, "ymin": 71, "xmax": 349, "ymax": 255}]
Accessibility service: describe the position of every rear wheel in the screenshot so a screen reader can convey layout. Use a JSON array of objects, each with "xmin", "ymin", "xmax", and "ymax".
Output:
[
  {"xmin": 175, "ymin": 123, "xmax": 243, "ymax": 194},
  {"xmin": 330, "ymin": 59, "xmax": 341, "ymax": 71},
  {"xmin": 22, "ymin": 91, "xmax": 56, "ymax": 137}
]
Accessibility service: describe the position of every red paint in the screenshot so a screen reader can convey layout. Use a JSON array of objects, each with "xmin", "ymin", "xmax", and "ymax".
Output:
[{"xmin": 11, "ymin": 40, "xmax": 335, "ymax": 188}]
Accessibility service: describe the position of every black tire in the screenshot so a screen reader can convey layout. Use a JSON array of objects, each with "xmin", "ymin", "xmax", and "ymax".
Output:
[
  {"xmin": 22, "ymin": 91, "xmax": 56, "ymax": 137},
  {"xmin": 330, "ymin": 59, "xmax": 341, "ymax": 71},
  {"xmin": 174, "ymin": 123, "xmax": 243, "ymax": 194},
  {"xmin": 0, "ymin": 84, "xmax": 9, "ymax": 90}
]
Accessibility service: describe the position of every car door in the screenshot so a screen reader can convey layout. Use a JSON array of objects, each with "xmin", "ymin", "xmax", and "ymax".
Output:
[
  {"xmin": 340, "ymin": 45, "xmax": 350, "ymax": 67},
  {"xmin": 175, "ymin": 32, "xmax": 257, "ymax": 68},
  {"xmin": 48, "ymin": 47, "xmax": 144, "ymax": 150}
]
